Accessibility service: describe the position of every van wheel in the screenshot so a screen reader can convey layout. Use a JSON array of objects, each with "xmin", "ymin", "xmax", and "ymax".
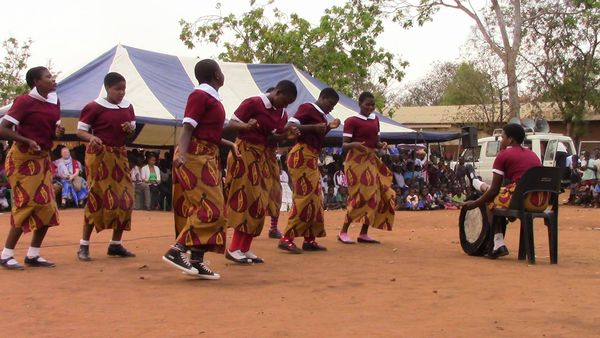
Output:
[{"xmin": 458, "ymin": 204, "xmax": 490, "ymax": 256}]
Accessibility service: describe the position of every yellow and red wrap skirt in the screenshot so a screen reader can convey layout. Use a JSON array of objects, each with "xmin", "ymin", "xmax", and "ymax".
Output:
[
  {"xmin": 489, "ymin": 182, "xmax": 550, "ymax": 212},
  {"xmin": 265, "ymin": 146, "xmax": 282, "ymax": 218},
  {"xmin": 284, "ymin": 143, "xmax": 325, "ymax": 238},
  {"xmin": 6, "ymin": 143, "xmax": 59, "ymax": 232},
  {"xmin": 84, "ymin": 144, "xmax": 133, "ymax": 232},
  {"xmin": 344, "ymin": 148, "xmax": 395, "ymax": 230},
  {"xmin": 225, "ymin": 138, "xmax": 269, "ymax": 237},
  {"xmin": 173, "ymin": 138, "xmax": 226, "ymax": 253}
]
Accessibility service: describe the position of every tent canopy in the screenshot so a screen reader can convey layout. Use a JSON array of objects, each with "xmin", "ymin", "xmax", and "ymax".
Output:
[{"xmin": 1, "ymin": 45, "xmax": 460, "ymax": 146}]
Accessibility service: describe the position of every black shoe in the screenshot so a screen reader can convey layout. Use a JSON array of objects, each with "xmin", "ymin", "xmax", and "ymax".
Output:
[
  {"xmin": 243, "ymin": 251, "xmax": 265, "ymax": 263},
  {"xmin": 162, "ymin": 246, "xmax": 198, "ymax": 274},
  {"xmin": 107, "ymin": 244, "xmax": 136, "ymax": 258},
  {"xmin": 302, "ymin": 241, "xmax": 327, "ymax": 251},
  {"xmin": 78, "ymin": 245, "xmax": 91, "ymax": 261},
  {"xmin": 225, "ymin": 250, "xmax": 253, "ymax": 264},
  {"xmin": 278, "ymin": 239, "xmax": 302, "ymax": 254},
  {"xmin": 189, "ymin": 260, "xmax": 221, "ymax": 280},
  {"xmin": 24, "ymin": 256, "xmax": 56, "ymax": 267},
  {"xmin": 0, "ymin": 257, "xmax": 24, "ymax": 270},
  {"xmin": 268, "ymin": 229, "xmax": 283, "ymax": 239},
  {"xmin": 489, "ymin": 245, "xmax": 509, "ymax": 259}
]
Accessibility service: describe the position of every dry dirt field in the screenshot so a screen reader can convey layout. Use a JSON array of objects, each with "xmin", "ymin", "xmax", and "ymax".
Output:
[{"xmin": 1, "ymin": 205, "xmax": 600, "ymax": 337}]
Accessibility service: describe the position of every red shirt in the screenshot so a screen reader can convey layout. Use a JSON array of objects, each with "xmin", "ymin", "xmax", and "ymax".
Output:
[
  {"xmin": 233, "ymin": 95, "xmax": 287, "ymax": 146},
  {"xmin": 291, "ymin": 102, "xmax": 330, "ymax": 151},
  {"xmin": 3, "ymin": 91, "xmax": 61, "ymax": 150},
  {"xmin": 182, "ymin": 85, "xmax": 225, "ymax": 146},
  {"xmin": 342, "ymin": 114, "xmax": 380, "ymax": 149},
  {"xmin": 79, "ymin": 98, "xmax": 136, "ymax": 147},
  {"xmin": 493, "ymin": 146, "xmax": 541, "ymax": 183}
]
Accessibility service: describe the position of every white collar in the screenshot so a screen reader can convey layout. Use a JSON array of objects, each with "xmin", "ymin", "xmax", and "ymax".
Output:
[
  {"xmin": 29, "ymin": 87, "xmax": 58, "ymax": 105},
  {"xmin": 310, "ymin": 102, "xmax": 327, "ymax": 116},
  {"xmin": 195, "ymin": 84, "xmax": 221, "ymax": 101},
  {"xmin": 356, "ymin": 113, "xmax": 376, "ymax": 120},
  {"xmin": 95, "ymin": 97, "xmax": 131, "ymax": 109},
  {"xmin": 259, "ymin": 94, "xmax": 274, "ymax": 110}
]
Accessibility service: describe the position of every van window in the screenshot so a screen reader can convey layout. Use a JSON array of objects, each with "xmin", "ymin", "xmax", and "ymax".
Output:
[
  {"xmin": 544, "ymin": 139, "xmax": 558, "ymax": 162},
  {"xmin": 485, "ymin": 141, "xmax": 500, "ymax": 157}
]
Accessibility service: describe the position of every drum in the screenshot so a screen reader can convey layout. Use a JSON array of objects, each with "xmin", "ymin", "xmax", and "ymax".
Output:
[{"xmin": 458, "ymin": 204, "xmax": 490, "ymax": 256}]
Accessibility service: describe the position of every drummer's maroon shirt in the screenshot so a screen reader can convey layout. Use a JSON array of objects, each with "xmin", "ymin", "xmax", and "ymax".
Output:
[{"xmin": 492, "ymin": 146, "xmax": 541, "ymax": 183}]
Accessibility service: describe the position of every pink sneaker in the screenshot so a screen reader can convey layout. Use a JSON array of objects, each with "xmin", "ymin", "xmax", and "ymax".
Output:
[{"xmin": 337, "ymin": 232, "xmax": 355, "ymax": 244}]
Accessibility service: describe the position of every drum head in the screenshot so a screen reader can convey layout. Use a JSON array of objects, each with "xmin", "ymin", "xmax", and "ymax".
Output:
[{"xmin": 458, "ymin": 204, "xmax": 490, "ymax": 256}]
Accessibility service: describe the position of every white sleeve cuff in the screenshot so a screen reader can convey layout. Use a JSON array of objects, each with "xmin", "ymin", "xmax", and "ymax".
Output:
[
  {"xmin": 343, "ymin": 133, "xmax": 352, "ymax": 137},
  {"xmin": 56, "ymin": 120, "xmax": 61, "ymax": 126},
  {"xmin": 77, "ymin": 121, "xmax": 91, "ymax": 131},
  {"xmin": 288, "ymin": 117, "xmax": 300, "ymax": 125},
  {"xmin": 492, "ymin": 169, "xmax": 505, "ymax": 176},
  {"xmin": 182, "ymin": 117, "xmax": 198, "ymax": 128},
  {"xmin": 130, "ymin": 121, "xmax": 136, "ymax": 129},
  {"xmin": 3, "ymin": 115, "xmax": 20, "ymax": 126}
]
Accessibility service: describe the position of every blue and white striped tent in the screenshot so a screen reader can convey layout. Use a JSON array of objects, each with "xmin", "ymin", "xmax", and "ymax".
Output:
[{"xmin": 2, "ymin": 45, "xmax": 458, "ymax": 146}]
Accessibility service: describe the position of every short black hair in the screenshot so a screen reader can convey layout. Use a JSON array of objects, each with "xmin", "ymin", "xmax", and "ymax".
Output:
[
  {"xmin": 275, "ymin": 80, "xmax": 297, "ymax": 98},
  {"xmin": 194, "ymin": 59, "xmax": 220, "ymax": 84},
  {"xmin": 265, "ymin": 87, "xmax": 275, "ymax": 93},
  {"xmin": 25, "ymin": 66, "xmax": 48, "ymax": 89},
  {"xmin": 104, "ymin": 72, "xmax": 126, "ymax": 89},
  {"xmin": 319, "ymin": 87, "xmax": 339, "ymax": 101},
  {"xmin": 503, "ymin": 123, "xmax": 526, "ymax": 144},
  {"xmin": 358, "ymin": 91, "xmax": 375, "ymax": 104}
]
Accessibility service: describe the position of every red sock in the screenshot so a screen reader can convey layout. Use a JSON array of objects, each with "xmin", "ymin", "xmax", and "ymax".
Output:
[
  {"xmin": 229, "ymin": 229, "xmax": 244, "ymax": 251},
  {"xmin": 241, "ymin": 233, "xmax": 254, "ymax": 252}
]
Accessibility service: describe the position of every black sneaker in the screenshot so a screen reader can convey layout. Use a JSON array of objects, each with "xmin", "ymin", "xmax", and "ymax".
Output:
[
  {"xmin": 107, "ymin": 244, "xmax": 136, "ymax": 258},
  {"xmin": 162, "ymin": 246, "xmax": 198, "ymax": 274},
  {"xmin": 0, "ymin": 257, "xmax": 24, "ymax": 270},
  {"xmin": 302, "ymin": 240, "xmax": 327, "ymax": 251},
  {"xmin": 189, "ymin": 260, "xmax": 221, "ymax": 280},
  {"xmin": 268, "ymin": 229, "xmax": 283, "ymax": 239},
  {"xmin": 489, "ymin": 245, "xmax": 509, "ymax": 259},
  {"xmin": 78, "ymin": 245, "xmax": 91, "ymax": 261},
  {"xmin": 24, "ymin": 256, "xmax": 56, "ymax": 267},
  {"xmin": 278, "ymin": 239, "xmax": 302, "ymax": 254}
]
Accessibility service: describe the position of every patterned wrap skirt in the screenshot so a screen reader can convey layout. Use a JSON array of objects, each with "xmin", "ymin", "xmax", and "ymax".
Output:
[
  {"xmin": 6, "ymin": 143, "xmax": 59, "ymax": 232},
  {"xmin": 344, "ymin": 148, "xmax": 396, "ymax": 230},
  {"xmin": 173, "ymin": 138, "xmax": 226, "ymax": 253},
  {"xmin": 84, "ymin": 144, "xmax": 133, "ymax": 232},
  {"xmin": 489, "ymin": 182, "xmax": 550, "ymax": 212},
  {"xmin": 225, "ymin": 138, "xmax": 269, "ymax": 237},
  {"xmin": 265, "ymin": 146, "xmax": 282, "ymax": 218},
  {"xmin": 284, "ymin": 143, "xmax": 325, "ymax": 238}
]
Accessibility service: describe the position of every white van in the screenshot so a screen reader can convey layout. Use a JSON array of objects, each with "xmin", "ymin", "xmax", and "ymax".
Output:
[{"xmin": 460, "ymin": 131, "xmax": 576, "ymax": 184}]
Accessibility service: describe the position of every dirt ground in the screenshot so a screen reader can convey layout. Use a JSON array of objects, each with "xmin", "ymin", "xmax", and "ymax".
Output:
[{"xmin": 1, "ymin": 204, "xmax": 600, "ymax": 338}]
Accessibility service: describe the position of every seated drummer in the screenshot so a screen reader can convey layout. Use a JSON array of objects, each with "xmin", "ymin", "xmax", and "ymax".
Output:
[{"xmin": 463, "ymin": 123, "xmax": 549, "ymax": 259}]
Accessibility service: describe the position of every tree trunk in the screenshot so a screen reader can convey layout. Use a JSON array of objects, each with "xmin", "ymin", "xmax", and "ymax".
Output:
[{"xmin": 506, "ymin": 54, "xmax": 520, "ymax": 118}]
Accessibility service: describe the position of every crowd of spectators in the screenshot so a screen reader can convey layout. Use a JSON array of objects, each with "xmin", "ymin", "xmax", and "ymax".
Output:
[{"xmin": 566, "ymin": 150, "xmax": 600, "ymax": 208}]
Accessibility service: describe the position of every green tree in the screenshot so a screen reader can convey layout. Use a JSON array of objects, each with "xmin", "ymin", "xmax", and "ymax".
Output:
[
  {"xmin": 521, "ymin": 1, "xmax": 600, "ymax": 140},
  {"xmin": 0, "ymin": 37, "xmax": 31, "ymax": 106},
  {"xmin": 179, "ymin": 0, "xmax": 407, "ymax": 111},
  {"xmin": 441, "ymin": 63, "xmax": 494, "ymax": 106},
  {"xmin": 383, "ymin": 0, "xmax": 525, "ymax": 118}
]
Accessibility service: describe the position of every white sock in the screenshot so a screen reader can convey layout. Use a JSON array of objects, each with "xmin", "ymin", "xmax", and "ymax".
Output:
[
  {"xmin": 493, "ymin": 233, "xmax": 505, "ymax": 251},
  {"xmin": 472, "ymin": 179, "xmax": 484, "ymax": 192},
  {"xmin": 27, "ymin": 246, "xmax": 40, "ymax": 258},
  {"xmin": 80, "ymin": 240, "xmax": 90, "ymax": 246},
  {"xmin": 1, "ymin": 248, "xmax": 14, "ymax": 260},
  {"xmin": 109, "ymin": 240, "xmax": 122, "ymax": 245}
]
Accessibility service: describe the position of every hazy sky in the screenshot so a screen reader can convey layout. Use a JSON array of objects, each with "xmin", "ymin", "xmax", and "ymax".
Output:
[{"xmin": 1, "ymin": 0, "xmax": 474, "ymax": 85}]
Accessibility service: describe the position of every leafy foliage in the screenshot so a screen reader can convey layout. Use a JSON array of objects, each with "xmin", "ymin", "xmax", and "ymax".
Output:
[
  {"xmin": 0, "ymin": 37, "xmax": 31, "ymax": 106},
  {"xmin": 179, "ymin": 0, "xmax": 407, "ymax": 111}
]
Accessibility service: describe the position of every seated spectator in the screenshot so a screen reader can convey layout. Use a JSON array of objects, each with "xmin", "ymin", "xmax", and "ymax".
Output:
[
  {"xmin": 404, "ymin": 187, "xmax": 423, "ymax": 211},
  {"xmin": 131, "ymin": 156, "xmax": 150, "ymax": 210},
  {"xmin": 443, "ymin": 188, "xmax": 458, "ymax": 210},
  {"xmin": 454, "ymin": 157, "xmax": 468, "ymax": 187},
  {"xmin": 0, "ymin": 152, "xmax": 9, "ymax": 211},
  {"xmin": 421, "ymin": 187, "xmax": 440, "ymax": 210},
  {"xmin": 451, "ymin": 188, "xmax": 466, "ymax": 208},
  {"xmin": 335, "ymin": 186, "xmax": 347, "ymax": 209},
  {"xmin": 54, "ymin": 146, "xmax": 88, "ymax": 208},
  {"xmin": 324, "ymin": 186, "xmax": 341, "ymax": 210}
]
